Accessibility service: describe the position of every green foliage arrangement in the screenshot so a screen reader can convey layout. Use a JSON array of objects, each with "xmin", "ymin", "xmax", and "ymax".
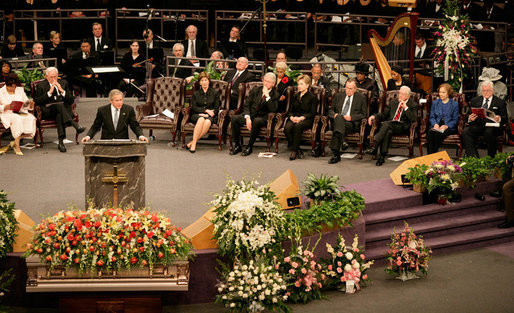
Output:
[
  {"xmin": 0, "ymin": 191, "xmax": 18, "ymax": 260},
  {"xmin": 267, "ymin": 65, "xmax": 301, "ymax": 83},
  {"xmin": 459, "ymin": 156, "xmax": 493, "ymax": 188},
  {"xmin": 405, "ymin": 164, "xmax": 430, "ymax": 187},
  {"xmin": 186, "ymin": 61, "xmax": 226, "ymax": 90},
  {"xmin": 15, "ymin": 66, "xmax": 45, "ymax": 97},
  {"xmin": 303, "ymin": 173, "xmax": 343, "ymax": 205},
  {"xmin": 491, "ymin": 153, "xmax": 513, "ymax": 180}
]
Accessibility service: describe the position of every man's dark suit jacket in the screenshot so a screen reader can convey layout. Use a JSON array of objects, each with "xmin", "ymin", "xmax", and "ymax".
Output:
[
  {"xmin": 312, "ymin": 76, "xmax": 332, "ymax": 99},
  {"xmin": 224, "ymin": 69, "xmax": 255, "ymax": 96},
  {"xmin": 242, "ymin": 87, "xmax": 279, "ymax": 119},
  {"xmin": 375, "ymin": 98, "xmax": 418, "ymax": 125},
  {"xmin": 181, "ymin": 39, "xmax": 209, "ymax": 59},
  {"xmin": 328, "ymin": 91, "xmax": 368, "ymax": 123},
  {"xmin": 88, "ymin": 36, "xmax": 113, "ymax": 52},
  {"xmin": 355, "ymin": 77, "xmax": 379, "ymax": 111},
  {"xmin": 467, "ymin": 95, "xmax": 508, "ymax": 127},
  {"xmin": 68, "ymin": 51, "xmax": 101, "ymax": 75},
  {"xmin": 171, "ymin": 58, "xmax": 194, "ymax": 79},
  {"xmin": 87, "ymin": 104, "xmax": 144, "ymax": 140},
  {"xmin": 34, "ymin": 79, "xmax": 74, "ymax": 107},
  {"xmin": 218, "ymin": 40, "xmax": 248, "ymax": 60}
]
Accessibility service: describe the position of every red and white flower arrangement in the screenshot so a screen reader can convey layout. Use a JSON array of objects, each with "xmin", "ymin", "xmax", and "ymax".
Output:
[
  {"xmin": 26, "ymin": 206, "xmax": 193, "ymax": 272},
  {"xmin": 385, "ymin": 222, "xmax": 432, "ymax": 280},
  {"xmin": 322, "ymin": 234, "xmax": 373, "ymax": 293}
]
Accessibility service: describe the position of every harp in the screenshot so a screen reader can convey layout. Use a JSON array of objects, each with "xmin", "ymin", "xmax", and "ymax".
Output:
[{"xmin": 368, "ymin": 13, "xmax": 419, "ymax": 90}]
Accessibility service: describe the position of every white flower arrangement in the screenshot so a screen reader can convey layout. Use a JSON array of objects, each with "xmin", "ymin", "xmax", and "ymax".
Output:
[
  {"xmin": 212, "ymin": 178, "xmax": 286, "ymax": 260},
  {"xmin": 0, "ymin": 191, "xmax": 18, "ymax": 259}
]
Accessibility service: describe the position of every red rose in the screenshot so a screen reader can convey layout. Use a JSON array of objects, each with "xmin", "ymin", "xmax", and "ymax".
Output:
[
  {"xmin": 142, "ymin": 260, "xmax": 148, "ymax": 266},
  {"xmin": 139, "ymin": 246, "xmax": 145, "ymax": 252},
  {"xmin": 72, "ymin": 240, "xmax": 78, "ymax": 246},
  {"xmin": 281, "ymin": 76, "xmax": 289, "ymax": 84},
  {"xmin": 89, "ymin": 246, "xmax": 95, "ymax": 252},
  {"xmin": 130, "ymin": 257, "xmax": 138, "ymax": 264},
  {"xmin": 94, "ymin": 221, "xmax": 101, "ymax": 228},
  {"xmin": 147, "ymin": 231, "xmax": 154, "ymax": 239},
  {"xmin": 85, "ymin": 221, "xmax": 91, "ymax": 229},
  {"xmin": 66, "ymin": 247, "xmax": 71, "ymax": 253},
  {"xmin": 53, "ymin": 243, "xmax": 60, "ymax": 249},
  {"xmin": 170, "ymin": 248, "xmax": 176, "ymax": 254},
  {"xmin": 158, "ymin": 252, "xmax": 164, "ymax": 259},
  {"xmin": 137, "ymin": 237, "xmax": 144, "ymax": 244},
  {"xmin": 96, "ymin": 260, "xmax": 105, "ymax": 267},
  {"xmin": 121, "ymin": 241, "xmax": 126, "ymax": 247},
  {"xmin": 36, "ymin": 248, "xmax": 43, "ymax": 254},
  {"xmin": 130, "ymin": 231, "xmax": 137, "ymax": 238},
  {"xmin": 68, "ymin": 234, "xmax": 75, "ymax": 241},
  {"xmin": 112, "ymin": 256, "xmax": 117, "ymax": 262},
  {"xmin": 151, "ymin": 214, "xmax": 159, "ymax": 223},
  {"xmin": 45, "ymin": 256, "xmax": 52, "ymax": 262},
  {"xmin": 74, "ymin": 258, "xmax": 80, "ymax": 264},
  {"xmin": 60, "ymin": 254, "xmax": 68, "ymax": 261}
]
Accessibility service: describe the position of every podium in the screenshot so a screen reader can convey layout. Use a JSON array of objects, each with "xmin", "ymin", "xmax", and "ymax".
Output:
[{"xmin": 83, "ymin": 140, "xmax": 147, "ymax": 209}]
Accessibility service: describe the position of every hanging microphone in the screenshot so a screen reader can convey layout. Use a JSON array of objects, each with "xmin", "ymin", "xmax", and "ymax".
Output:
[{"xmin": 148, "ymin": 9, "xmax": 154, "ymax": 21}]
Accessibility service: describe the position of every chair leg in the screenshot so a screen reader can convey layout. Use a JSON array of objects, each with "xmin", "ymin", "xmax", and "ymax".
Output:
[
  {"xmin": 75, "ymin": 133, "xmax": 79, "ymax": 145},
  {"xmin": 217, "ymin": 135, "xmax": 222, "ymax": 151},
  {"xmin": 229, "ymin": 135, "xmax": 233, "ymax": 150},
  {"xmin": 274, "ymin": 138, "xmax": 279, "ymax": 153},
  {"xmin": 409, "ymin": 146, "xmax": 413, "ymax": 158},
  {"xmin": 266, "ymin": 138, "xmax": 271, "ymax": 152},
  {"xmin": 419, "ymin": 143, "xmax": 424, "ymax": 156},
  {"xmin": 171, "ymin": 130, "xmax": 176, "ymax": 147},
  {"xmin": 181, "ymin": 132, "xmax": 186, "ymax": 148},
  {"xmin": 39, "ymin": 129, "xmax": 44, "ymax": 148},
  {"xmin": 358, "ymin": 143, "xmax": 363, "ymax": 159},
  {"xmin": 321, "ymin": 141, "xmax": 326, "ymax": 157}
]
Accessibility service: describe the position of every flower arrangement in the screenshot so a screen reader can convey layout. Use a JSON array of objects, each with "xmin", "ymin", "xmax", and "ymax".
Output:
[
  {"xmin": 323, "ymin": 234, "xmax": 373, "ymax": 293},
  {"xmin": 303, "ymin": 173, "xmax": 343, "ymax": 205},
  {"xmin": 216, "ymin": 259, "xmax": 290, "ymax": 313},
  {"xmin": 212, "ymin": 178, "xmax": 286, "ymax": 261},
  {"xmin": 0, "ymin": 191, "xmax": 18, "ymax": 259},
  {"xmin": 432, "ymin": 0, "xmax": 477, "ymax": 92},
  {"xmin": 385, "ymin": 222, "xmax": 432, "ymax": 280},
  {"xmin": 405, "ymin": 164, "xmax": 430, "ymax": 192},
  {"xmin": 279, "ymin": 247, "xmax": 324, "ymax": 303},
  {"xmin": 426, "ymin": 160, "xmax": 462, "ymax": 202},
  {"xmin": 267, "ymin": 65, "xmax": 301, "ymax": 83},
  {"xmin": 459, "ymin": 156, "xmax": 493, "ymax": 188},
  {"xmin": 25, "ymin": 206, "xmax": 193, "ymax": 272}
]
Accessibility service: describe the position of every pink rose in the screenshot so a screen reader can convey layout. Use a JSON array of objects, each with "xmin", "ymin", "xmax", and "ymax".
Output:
[
  {"xmin": 289, "ymin": 269, "xmax": 296, "ymax": 274},
  {"xmin": 362, "ymin": 274, "xmax": 368, "ymax": 280},
  {"xmin": 337, "ymin": 267, "xmax": 343, "ymax": 273},
  {"xmin": 337, "ymin": 261, "xmax": 342, "ymax": 267},
  {"xmin": 294, "ymin": 280, "xmax": 301, "ymax": 287},
  {"xmin": 336, "ymin": 251, "xmax": 343, "ymax": 257},
  {"xmin": 284, "ymin": 257, "xmax": 290, "ymax": 263},
  {"xmin": 360, "ymin": 254, "xmax": 365, "ymax": 260},
  {"xmin": 328, "ymin": 265, "xmax": 333, "ymax": 271},
  {"xmin": 301, "ymin": 268, "xmax": 307, "ymax": 274},
  {"xmin": 291, "ymin": 262, "xmax": 298, "ymax": 268}
]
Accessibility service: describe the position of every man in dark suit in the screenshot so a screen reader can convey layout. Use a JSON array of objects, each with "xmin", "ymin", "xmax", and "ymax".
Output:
[
  {"xmin": 218, "ymin": 25, "xmax": 248, "ymax": 60},
  {"xmin": 230, "ymin": 72, "xmax": 278, "ymax": 156},
  {"xmin": 142, "ymin": 29, "xmax": 164, "ymax": 78},
  {"xmin": 223, "ymin": 57, "xmax": 255, "ymax": 110},
  {"xmin": 81, "ymin": 89, "xmax": 148, "ymax": 142},
  {"xmin": 414, "ymin": 33, "xmax": 433, "ymax": 95},
  {"xmin": 463, "ymin": 81, "xmax": 507, "ymax": 158},
  {"xmin": 181, "ymin": 25, "xmax": 209, "ymax": 66},
  {"xmin": 366, "ymin": 86, "xmax": 418, "ymax": 166},
  {"xmin": 88, "ymin": 22, "xmax": 113, "ymax": 52},
  {"xmin": 35, "ymin": 67, "xmax": 85, "ymax": 152},
  {"xmin": 68, "ymin": 39, "xmax": 101, "ymax": 97},
  {"xmin": 170, "ymin": 43, "xmax": 194, "ymax": 79},
  {"xmin": 311, "ymin": 63, "xmax": 332, "ymax": 100},
  {"xmin": 328, "ymin": 79, "xmax": 368, "ymax": 164}
]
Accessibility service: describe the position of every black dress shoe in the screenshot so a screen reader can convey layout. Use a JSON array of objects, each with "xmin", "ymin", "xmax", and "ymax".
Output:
[
  {"xmin": 230, "ymin": 145, "xmax": 242, "ymax": 155},
  {"xmin": 474, "ymin": 193, "xmax": 485, "ymax": 201},
  {"xmin": 241, "ymin": 146, "xmax": 253, "ymax": 156},
  {"xmin": 365, "ymin": 147, "xmax": 377, "ymax": 155},
  {"xmin": 58, "ymin": 142, "xmax": 67, "ymax": 153},
  {"xmin": 190, "ymin": 149, "xmax": 195, "ymax": 154},
  {"xmin": 489, "ymin": 191, "xmax": 502, "ymax": 198},
  {"xmin": 297, "ymin": 149, "xmax": 304, "ymax": 159},
  {"xmin": 376, "ymin": 155, "xmax": 385, "ymax": 166},
  {"xmin": 76, "ymin": 126, "xmax": 86, "ymax": 134},
  {"xmin": 498, "ymin": 221, "xmax": 514, "ymax": 228},
  {"xmin": 328, "ymin": 155, "xmax": 341, "ymax": 164},
  {"xmin": 289, "ymin": 151, "xmax": 297, "ymax": 160},
  {"xmin": 341, "ymin": 142, "xmax": 350, "ymax": 151}
]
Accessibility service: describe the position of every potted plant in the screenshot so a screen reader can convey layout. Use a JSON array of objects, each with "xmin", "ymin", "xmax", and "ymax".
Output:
[
  {"xmin": 405, "ymin": 164, "xmax": 429, "ymax": 193},
  {"xmin": 385, "ymin": 222, "xmax": 432, "ymax": 281},
  {"xmin": 186, "ymin": 61, "xmax": 226, "ymax": 91},
  {"xmin": 491, "ymin": 153, "xmax": 512, "ymax": 180},
  {"xmin": 15, "ymin": 66, "xmax": 45, "ymax": 97},
  {"xmin": 459, "ymin": 156, "xmax": 493, "ymax": 188},
  {"xmin": 303, "ymin": 173, "xmax": 343, "ymax": 206},
  {"xmin": 0, "ymin": 191, "xmax": 18, "ymax": 260},
  {"xmin": 426, "ymin": 160, "xmax": 462, "ymax": 204}
]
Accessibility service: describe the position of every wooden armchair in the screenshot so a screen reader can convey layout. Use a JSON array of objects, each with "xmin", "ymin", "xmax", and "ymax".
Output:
[
  {"xmin": 180, "ymin": 79, "xmax": 231, "ymax": 150},
  {"xmin": 419, "ymin": 92, "xmax": 467, "ymax": 158},
  {"xmin": 31, "ymin": 79, "xmax": 80, "ymax": 147},
  {"xmin": 228, "ymin": 82, "xmax": 276, "ymax": 151},
  {"xmin": 136, "ymin": 77, "xmax": 184, "ymax": 146},
  {"xmin": 369, "ymin": 90, "xmax": 421, "ymax": 158},
  {"xmin": 319, "ymin": 88, "xmax": 370, "ymax": 159},
  {"xmin": 273, "ymin": 85, "xmax": 325, "ymax": 153}
]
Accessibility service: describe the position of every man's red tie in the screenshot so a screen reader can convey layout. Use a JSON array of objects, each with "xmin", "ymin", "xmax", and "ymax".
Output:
[
  {"xmin": 231, "ymin": 72, "xmax": 240, "ymax": 86},
  {"xmin": 393, "ymin": 103, "xmax": 404, "ymax": 121}
]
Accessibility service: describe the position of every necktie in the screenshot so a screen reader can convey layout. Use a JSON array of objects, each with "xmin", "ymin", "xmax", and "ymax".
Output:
[
  {"xmin": 341, "ymin": 96, "xmax": 351, "ymax": 116},
  {"xmin": 114, "ymin": 109, "xmax": 119, "ymax": 130},
  {"xmin": 96, "ymin": 38, "xmax": 100, "ymax": 51},
  {"xmin": 416, "ymin": 48, "xmax": 422, "ymax": 59},
  {"xmin": 231, "ymin": 72, "xmax": 240, "ymax": 86},
  {"xmin": 191, "ymin": 40, "xmax": 196, "ymax": 57},
  {"xmin": 394, "ymin": 103, "xmax": 404, "ymax": 121},
  {"xmin": 482, "ymin": 98, "xmax": 489, "ymax": 109}
]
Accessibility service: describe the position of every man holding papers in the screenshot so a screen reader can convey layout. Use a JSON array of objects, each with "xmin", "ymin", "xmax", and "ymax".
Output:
[
  {"xmin": 82, "ymin": 89, "xmax": 148, "ymax": 142},
  {"xmin": 463, "ymin": 81, "xmax": 507, "ymax": 157}
]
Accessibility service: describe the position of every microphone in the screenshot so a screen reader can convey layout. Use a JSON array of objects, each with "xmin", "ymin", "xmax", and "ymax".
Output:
[
  {"xmin": 148, "ymin": 9, "xmax": 154, "ymax": 21},
  {"xmin": 155, "ymin": 35, "xmax": 167, "ymax": 42}
]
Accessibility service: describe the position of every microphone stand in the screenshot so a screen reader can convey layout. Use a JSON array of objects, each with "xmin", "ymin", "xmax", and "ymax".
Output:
[
  {"xmin": 239, "ymin": 6, "xmax": 266, "ymax": 64},
  {"xmin": 144, "ymin": 5, "xmax": 152, "ymax": 82}
]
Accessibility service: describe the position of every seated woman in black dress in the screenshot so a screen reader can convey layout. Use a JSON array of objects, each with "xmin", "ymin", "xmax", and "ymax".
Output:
[
  {"xmin": 117, "ymin": 39, "xmax": 146, "ymax": 97},
  {"xmin": 186, "ymin": 72, "xmax": 220, "ymax": 153},
  {"xmin": 387, "ymin": 65, "xmax": 412, "ymax": 91},
  {"xmin": 275, "ymin": 61, "xmax": 292, "ymax": 112},
  {"xmin": 0, "ymin": 60, "xmax": 13, "ymax": 83},
  {"xmin": 284, "ymin": 74, "xmax": 318, "ymax": 160},
  {"xmin": 426, "ymin": 83, "xmax": 460, "ymax": 154}
]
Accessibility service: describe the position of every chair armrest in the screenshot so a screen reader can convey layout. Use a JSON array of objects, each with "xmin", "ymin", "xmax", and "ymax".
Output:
[
  {"xmin": 419, "ymin": 117, "xmax": 428, "ymax": 136},
  {"xmin": 265, "ymin": 113, "xmax": 276, "ymax": 137},
  {"xmin": 368, "ymin": 119, "xmax": 381, "ymax": 143},
  {"xmin": 136, "ymin": 102, "xmax": 153, "ymax": 120},
  {"xmin": 311, "ymin": 114, "xmax": 322, "ymax": 142},
  {"xmin": 218, "ymin": 109, "xmax": 229, "ymax": 127},
  {"xmin": 181, "ymin": 107, "xmax": 192, "ymax": 128},
  {"xmin": 35, "ymin": 106, "xmax": 43, "ymax": 123},
  {"xmin": 408, "ymin": 121, "xmax": 418, "ymax": 146},
  {"xmin": 358, "ymin": 118, "xmax": 367, "ymax": 141}
]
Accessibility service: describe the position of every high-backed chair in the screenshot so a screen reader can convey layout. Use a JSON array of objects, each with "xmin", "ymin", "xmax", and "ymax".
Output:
[
  {"xmin": 319, "ymin": 87, "xmax": 371, "ymax": 159},
  {"xmin": 419, "ymin": 92, "xmax": 467, "ymax": 158},
  {"xmin": 136, "ymin": 77, "xmax": 184, "ymax": 146},
  {"xmin": 228, "ymin": 81, "xmax": 276, "ymax": 151},
  {"xmin": 369, "ymin": 90, "xmax": 421, "ymax": 158},
  {"xmin": 31, "ymin": 79, "xmax": 80, "ymax": 147},
  {"xmin": 180, "ymin": 79, "xmax": 231, "ymax": 150},
  {"xmin": 273, "ymin": 85, "xmax": 325, "ymax": 153}
]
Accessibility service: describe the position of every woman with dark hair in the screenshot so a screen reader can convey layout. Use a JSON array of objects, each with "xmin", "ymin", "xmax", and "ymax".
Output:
[
  {"xmin": 186, "ymin": 72, "xmax": 220, "ymax": 153},
  {"xmin": 118, "ymin": 39, "xmax": 146, "ymax": 97},
  {"xmin": 1, "ymin": 35, "xmax": 25, "ymax": 59},
  {"xmin": 44, "ymin": 31, "xmax": 67, "ymax": 70},
  {"xmin": 0, "ymin": 73, "xmax": 36, "ymax": 155},
  {"xmin": 284, "ymin": 74, "xmax": 317, "ymax": 160},
  {"xmin": 0, "ymin": 60, "xmax": 13, "ymax": 83},
  {"xmin": 387, "ymin": 65, "xmax": 412, "ymax": 91},
  {"xmin": 426, "ymin": 83, "xmax": 459, "ymax": 154}
]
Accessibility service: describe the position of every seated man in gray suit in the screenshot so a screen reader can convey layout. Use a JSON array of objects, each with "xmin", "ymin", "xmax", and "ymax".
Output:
[
  {"xmin": 81, "ymin": 89, "xmax": 148, "ymax": 142},
  {"xmin": 328, "ymin": 79, "xmax": 368, "ymax": 164}
]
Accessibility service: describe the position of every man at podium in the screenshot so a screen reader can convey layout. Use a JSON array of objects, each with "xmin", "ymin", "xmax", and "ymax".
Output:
[{"xmin": 81, "ymin": 89, "xmax": 148, "ymax": 142}]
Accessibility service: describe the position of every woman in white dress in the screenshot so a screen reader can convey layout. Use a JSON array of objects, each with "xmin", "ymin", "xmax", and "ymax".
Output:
[{"xmin": 0, "ymin": 73, "xmax": 36, "ymax": 155}]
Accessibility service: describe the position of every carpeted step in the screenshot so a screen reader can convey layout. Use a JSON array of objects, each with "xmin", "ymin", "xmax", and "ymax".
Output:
[
  {"xmin": 367, "ymin": 226, "xmax": 514, "ymax": 261},
  {"xmin": 366, "ymin": 209, "xmax": 506, "ymax": 251}
]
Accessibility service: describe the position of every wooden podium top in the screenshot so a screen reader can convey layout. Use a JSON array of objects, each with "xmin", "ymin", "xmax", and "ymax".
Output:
[{"xmin": 83, "ymin": 140, "xmax": 147, "ymax": 158}]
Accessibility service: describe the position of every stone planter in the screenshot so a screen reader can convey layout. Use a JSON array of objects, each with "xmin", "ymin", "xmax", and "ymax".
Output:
[
  {"xmin": 412, "ymin": 184, "xmax": 426, "ymax": 193},
  {"xmin": 396, "ymin": 271, "xmax": 419, "ymax": 281}
]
